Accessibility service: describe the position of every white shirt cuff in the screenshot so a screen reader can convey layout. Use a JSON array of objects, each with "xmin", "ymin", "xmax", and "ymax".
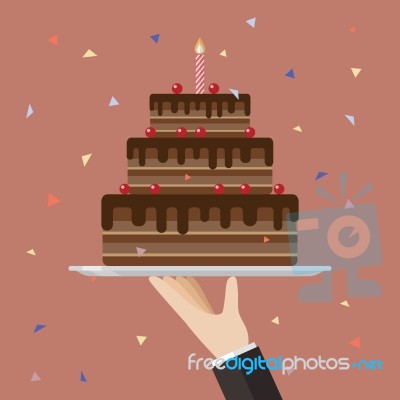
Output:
[{"xmin": 213, "ymin": 342, "xmax": 257, "ymax": 367}]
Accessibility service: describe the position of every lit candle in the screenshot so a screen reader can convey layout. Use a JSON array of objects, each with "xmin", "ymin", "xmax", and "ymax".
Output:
[{"xmin": 195, "ymin": 38, "xmax": 205, "ymax": 94}]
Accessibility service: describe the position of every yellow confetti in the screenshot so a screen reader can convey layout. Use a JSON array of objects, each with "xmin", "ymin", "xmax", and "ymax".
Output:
[
  {"xmin": 82, "ymin": 153, "xmax": 92, "ymax": 167},
  {"xmin": 271, "ymin": 316, "xmax": 280, "ymax": 325},
  {"xmin": 136, "ymin": 336, "xmax": 147, "ymax": 345},
  {"xmin": 340, "ymin": 300, "xmax": 350, "ymax": 307},
  {"xmin": 293, "ymin": 125, "xmax": 302, "ymax": 133},
  {"xmin": 351, "ymin": 68, "xmax": 362, "ymax": 78},
  {"xmin": 83, "ymin": 49, "xmax": 97, "ymax": 58}
]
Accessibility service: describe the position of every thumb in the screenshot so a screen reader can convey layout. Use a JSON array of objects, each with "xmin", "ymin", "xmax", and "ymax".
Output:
[{"xmin": 223, "ymin": 277, "xmax": 239, "ymax": 315}]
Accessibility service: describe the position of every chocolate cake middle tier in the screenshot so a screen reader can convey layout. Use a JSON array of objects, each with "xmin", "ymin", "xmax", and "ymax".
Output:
[{"xmin": 127, "ymin": 138, "xmax": 273, "ymax": 195}]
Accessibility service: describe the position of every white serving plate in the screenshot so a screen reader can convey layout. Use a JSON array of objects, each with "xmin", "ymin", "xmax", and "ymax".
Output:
[{"xmin": 68, "ymin": 265, "xmax": 331, "ymax": 277}]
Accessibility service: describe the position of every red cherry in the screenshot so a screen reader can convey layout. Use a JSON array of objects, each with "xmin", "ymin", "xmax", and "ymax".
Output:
[
  {"xmin": 172, "ymin": 83, "xmax": 183, "ymax": 94},
  {"xmin": 213, "ymin": 183, "xmax": 225, "ymax": 194},
  {"xmin": 176, "ymin": 127, "xmax": 187, "ymax": 138},
  {"xmin": 240, "ymin": 184, "xmax": 251, "ymax": 194},
  {"xmin": 119, "ymin": 184, "xmax": 130, "ymax": 195},
  {"xmin": 195, "ymin": 127, "xmax": 206, "ymax": 138},
  {"xmin": 150, "ymin": 184, "xmax": 160, "ymax": 194},
  {"xmin": 145, "ymin": 127, "xmax": 156, "ymax": 138},
  {"xmin": 244, "ymin": 127, "xmax": 256, "ymax": 138},
  {"xmin": 209, "ymin": 83, "xmax": 220, "ymax": 94},
  {"xmin": 274, "ymin": 183, "xmax": 285, "ymax": 195}
]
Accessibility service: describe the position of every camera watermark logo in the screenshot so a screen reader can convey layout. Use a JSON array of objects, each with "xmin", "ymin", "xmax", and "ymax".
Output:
[{"xmin": 292, "ymin": 173, "xmax": 382, "ymax": 302}]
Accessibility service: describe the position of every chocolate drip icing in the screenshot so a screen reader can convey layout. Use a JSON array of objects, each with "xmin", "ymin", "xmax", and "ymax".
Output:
[
  {"xmin": 102, "ymin": 194, "xmax": 299, "ymax": 235},
  {"xmin": 150, "ymin": 94, "xmax": 251, "ymax": 119},
  {"xmin": 127, "ymin": 138, "xmax": 273, "ymax": 170}
]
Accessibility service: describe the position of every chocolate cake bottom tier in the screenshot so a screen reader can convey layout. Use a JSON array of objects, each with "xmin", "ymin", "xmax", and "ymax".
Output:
[{"xmin": 101, "ymin": 194, "xmax": 299, "ymax": 266}]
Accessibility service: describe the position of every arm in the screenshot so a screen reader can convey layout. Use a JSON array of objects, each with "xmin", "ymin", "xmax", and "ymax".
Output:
[{"xmin": 149, "ymin": 277, "xmax": 283, "ymax": 399}]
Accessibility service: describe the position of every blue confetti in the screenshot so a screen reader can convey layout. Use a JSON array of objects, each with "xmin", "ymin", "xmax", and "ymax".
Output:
[
  {"xmin": 285, "ymin": 69, "xmax": 295, "ymax": 79},
  {"xmin": 34, "ymin": 324, "xmax": 46, "ymax": 333},
  {"xmin": 150, "ymin": 34, "xmax": 160, "ymax": 44},
  {"xmin": 80, "ymin": 372, "xmax": 87, "ymax": 382},
  {"xmin": 315, "ymin": 172, "xmax": 328, "ymax": 180}
]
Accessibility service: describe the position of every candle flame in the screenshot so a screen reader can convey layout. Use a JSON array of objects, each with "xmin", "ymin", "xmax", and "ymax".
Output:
[{"xmin": 194, "ymin": 38, "xmax": 206, "ymax": 55}]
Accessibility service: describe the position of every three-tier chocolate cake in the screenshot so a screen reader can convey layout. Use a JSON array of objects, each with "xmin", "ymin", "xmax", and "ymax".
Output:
[{"xmin": 101, "ymin": 93, "xmax": 299, "ymax": 266}]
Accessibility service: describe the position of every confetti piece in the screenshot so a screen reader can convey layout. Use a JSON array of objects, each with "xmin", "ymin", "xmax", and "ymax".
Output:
[
  {"xmin": 351, "ymin": 67, "xmax": 362, "ymax": 78},
  {"xmin": 136, "ymin": 247, "xmax": 146, "ymax": 257},
  {"xmin": 80, "ymin": 372, "xmax": 87, "ymax": 382},
  {"xmin": 344, "ymin": 199, "xmax": 355, "ymax": 209},
  {"xmin": 340, "ymin": 300, "xmax": 350, "ymax": 307},
  {"xmin": 82, "ymin": 49, "xmax": 97, "ymax": 58},
  {"xmin": 219, "ymin": 49, "xmax": 227, "ymax": 57},
  {"xmin": 349, "ymin": 26, "xmax": 356, "ymax": 33},
  {"xmin": 34, "ymin": 324, "xmax": 46, "ymax": 333},
  {"xmin": 246, "ymin": 17, "xmax": 256, "ymax": 28},
  {"xmin": 292, "ymin": 125, "xmax": 302, "ymax": 133},
  {"xmin": 285, "ymin": 69, "xmax": 295, "ymax": 79},
  {"xmin": 150, "ymin": 34, "xmax": 160, "ymax": 44},
  {"xmin": 48, "ymin": 34, "xmax": 58, "ymax": 45},
  {"xmin": 26, "ymin": 104, "xmax": 34, "ymax": 118},
  {"xmin": 345, "ymin": 114, "xmax": 355, "ymax": 126},
  {"xmin": 27, "ymin": 249, "xmax": 36, "ymax": 256},
  {"xmin": 229, "ymin": 89, "xmax": 239, "ymax": 99},
  {"xmin": 315, "ymin": 172, "xmax": 328, "ymax": 181},
  {"xmin": 109, "ymin": 96, "xmax": 119, "ymax": 107},
  {"xmin": 263, "ymin": 236, "xmax": 270, "ymax": 243},
  {"xmin": 184, "ymin": 174, "xmax": 191, "ymax": 181},
  {"xmin": 271, "ymin": 316, "xmax": 280, "ymax": 325},
  {"xmin": 81, "ymin": 153, "xmax": 92, "ymax": 167},
  {"xmin": 137, "ymin": 335, "xmax": 147, "ymax": 345},
  {"xmin": 47, "ymin": 193, "xmax": 60, "ymax": 207},
  {"xmin": 350, "ymin": 337, "xmax": 361, "ymax": 348},
  {"xmin": 31, "ymin": 372, "xmax": 41, "ymax": 382}
]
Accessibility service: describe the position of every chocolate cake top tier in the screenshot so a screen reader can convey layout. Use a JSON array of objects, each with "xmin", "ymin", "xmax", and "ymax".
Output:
[
  {"xmin": 102, "ymin": 194, "xmax": 298, "ymax": 235},
  {"xmin": 127, "ymin": 138, "xmax": 273, "ymax": 170},
  {"xmin": 150, "ymin": 94, "xmax": 251, "ymax": 118}
]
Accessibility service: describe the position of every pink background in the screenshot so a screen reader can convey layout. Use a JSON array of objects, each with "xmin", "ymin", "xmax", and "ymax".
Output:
[{"xmin": 1, "ymin": 0, "xmax": 396, "ymax": 398}]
